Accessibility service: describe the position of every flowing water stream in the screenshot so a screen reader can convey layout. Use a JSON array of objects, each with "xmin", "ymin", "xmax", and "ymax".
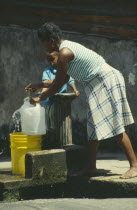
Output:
[{"xmin": 12, "ymin": 109, "xmax": 21, "ymax": 133}]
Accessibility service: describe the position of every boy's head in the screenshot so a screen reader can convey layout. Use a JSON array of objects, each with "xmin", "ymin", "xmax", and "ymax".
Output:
[{"xmin": 47, "ymin": 51, "xmax": 59, "ymax": 69}]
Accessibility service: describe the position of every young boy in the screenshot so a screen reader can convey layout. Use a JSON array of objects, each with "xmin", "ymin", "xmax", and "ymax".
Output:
[{"xmin": 39, "ymin": 51, "xmax": 79, "ymax": 131}]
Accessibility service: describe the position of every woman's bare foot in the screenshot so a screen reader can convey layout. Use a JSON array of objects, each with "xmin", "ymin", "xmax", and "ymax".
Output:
[{"xmin": 120, "ymin": 166, "xmax": 137, "ymax": 179}]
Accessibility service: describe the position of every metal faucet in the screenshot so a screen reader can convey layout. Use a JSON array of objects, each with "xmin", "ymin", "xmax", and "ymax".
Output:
[{"xmin": 27, "ymin": 88, "xmax": 33, "ymax": 100}]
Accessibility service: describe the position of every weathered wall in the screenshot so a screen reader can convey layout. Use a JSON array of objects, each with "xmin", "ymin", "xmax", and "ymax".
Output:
[
  {"xmin": 0, "ymin": 0, "xmax": 136, "ymax": 39},
  {"xmin": 0, "ymin": 26, "xmax": 48, "ymax": 154},
  {"xmin": 0, "ymin": 25, "xmax": 136, "ymax": 154}
]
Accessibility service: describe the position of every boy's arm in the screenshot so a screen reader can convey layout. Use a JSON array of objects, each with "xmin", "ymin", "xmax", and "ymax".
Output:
[
  {"xmin": 69, "ymin": 82, "xmax": 80, "ymax": 96},
  {"xmin": 38, "ymin": 87, "xmax": 48, "ymax": 94},
  {"xmin": 42, "ymin": 80, "xmax": 54, "ymax": 87},
  {"xmin": 26, "ymin": 71, "xmax": 69, "ymax": 94},
  {"xmin": 25, "ymin": 66, "xmax": 54, "ymax": 92},
  {"xmin": 25, "ymin": 80, "xmax": 54, "ymax": 92}
]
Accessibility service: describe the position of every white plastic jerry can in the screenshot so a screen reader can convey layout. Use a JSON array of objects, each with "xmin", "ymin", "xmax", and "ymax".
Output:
[{"xmin": 20, "ymin": 98, "xmax": 46, "ymax": 135}]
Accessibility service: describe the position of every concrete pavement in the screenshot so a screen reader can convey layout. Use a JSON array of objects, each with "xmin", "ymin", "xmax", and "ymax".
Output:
[
  {"xmin": 0, "ymin": 149, "xmax": 137, "ymax": 202},
  {"xmin": 0, "ymin": 198, "xmax": 137, "ymax": 210}
]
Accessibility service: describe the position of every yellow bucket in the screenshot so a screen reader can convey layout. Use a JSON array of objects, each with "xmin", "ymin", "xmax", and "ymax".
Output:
[{"xmin": 10, "ymin": 132, "xmax": 42, "ymax": 176}]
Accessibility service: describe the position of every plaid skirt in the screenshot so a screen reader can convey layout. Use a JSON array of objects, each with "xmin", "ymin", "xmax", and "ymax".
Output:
[{"xmin": 83, "ymin": 63, "xmax": 134, "ymax": 141}]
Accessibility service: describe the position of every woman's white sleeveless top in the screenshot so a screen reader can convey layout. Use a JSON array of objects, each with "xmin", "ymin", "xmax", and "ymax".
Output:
[{"xmin": 59, "ymin": 40, "xmax": 105, "ymax": 82}]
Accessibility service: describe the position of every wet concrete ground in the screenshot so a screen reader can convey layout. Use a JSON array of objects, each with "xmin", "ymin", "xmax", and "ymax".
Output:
[
  {"xmin": 0, "ymin": 153, "xmax": 137, "ymax": 201},
  {"xmin": 1, "ymin": 198, "xmax": 137, "ymax": 210}
]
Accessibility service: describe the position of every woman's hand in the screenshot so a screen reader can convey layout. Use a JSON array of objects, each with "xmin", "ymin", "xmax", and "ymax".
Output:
[
  {"xmin": 39, "ymin": 91, "xmax": 49, "ymax": 101},
  {"xmin": 25, "ymin": 83, "xmax": 42, "ymax": 92},
  {"xmin": 30, "ymin": 97, "xmax": 41, "ymax": 105}
]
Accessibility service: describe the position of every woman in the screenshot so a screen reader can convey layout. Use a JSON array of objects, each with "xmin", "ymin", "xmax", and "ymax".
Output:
[{"xmin": 26, "ymin": 22, "xmax": 137, "ymax": 179}]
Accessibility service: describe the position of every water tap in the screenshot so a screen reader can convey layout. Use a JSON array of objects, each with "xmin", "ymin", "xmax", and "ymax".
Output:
[{"xmin": 27, "ymin": 88, "xmax": 33, "ymax": 100}]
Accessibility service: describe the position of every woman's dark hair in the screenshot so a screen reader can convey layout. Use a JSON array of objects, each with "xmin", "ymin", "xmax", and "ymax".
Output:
[{"xmin": 37, "ymin": 22, "xmax": 63, "ymax": 42}]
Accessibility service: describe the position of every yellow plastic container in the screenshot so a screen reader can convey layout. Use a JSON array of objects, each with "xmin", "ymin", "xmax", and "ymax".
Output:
[{"xmin": 10, "ymin": 132, "xmax": 42, "ymax": 176}]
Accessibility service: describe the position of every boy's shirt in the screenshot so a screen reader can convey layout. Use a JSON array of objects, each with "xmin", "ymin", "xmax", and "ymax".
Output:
[{"xmin": 41, "ymin": 66, "xmax": 74, "ymax": 106}]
